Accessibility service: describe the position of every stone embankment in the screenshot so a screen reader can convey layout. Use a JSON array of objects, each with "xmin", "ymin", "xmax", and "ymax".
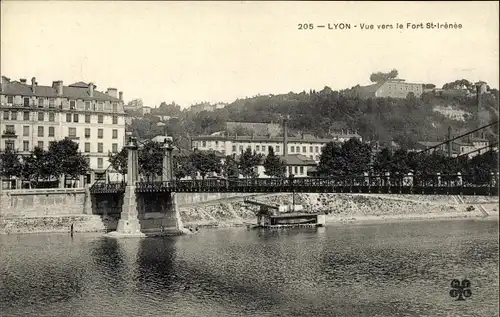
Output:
[{"xmin": 180, "ymin": 193, "xmax": 499, "ymax": 228}]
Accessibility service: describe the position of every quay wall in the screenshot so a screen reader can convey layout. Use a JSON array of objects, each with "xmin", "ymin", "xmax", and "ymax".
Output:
[{"xmin": 1, "ymin": 188, "xmax": 498, "ymax": 234}]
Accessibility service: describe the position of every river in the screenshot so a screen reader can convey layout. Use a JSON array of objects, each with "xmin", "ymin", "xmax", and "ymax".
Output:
[{"xmin": 0, "ymin": 219, "xmax": 498, "ymax": 317}]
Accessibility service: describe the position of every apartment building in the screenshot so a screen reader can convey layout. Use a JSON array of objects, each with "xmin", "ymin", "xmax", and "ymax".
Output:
[
  {"xmin": 0, "ymin": 76, "xmax": 126, "ymax": 181},
  {"xmin": 190, "ymin": 133, "xmax": 362, "ymax": 161}
]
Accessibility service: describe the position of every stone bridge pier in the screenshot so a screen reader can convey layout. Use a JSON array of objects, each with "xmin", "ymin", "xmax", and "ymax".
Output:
[{"xmin": 106, "ymin": 136, "xmax": 187, "ymax": 237}]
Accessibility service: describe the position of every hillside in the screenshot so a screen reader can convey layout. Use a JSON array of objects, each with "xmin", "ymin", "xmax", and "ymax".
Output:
[{"xmin": 129, "ymin": 86, "xmax": 499, "ymax": 149}]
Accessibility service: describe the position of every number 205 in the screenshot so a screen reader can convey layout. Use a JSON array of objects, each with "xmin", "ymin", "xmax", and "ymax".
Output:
[{"xmin": 298, "ymin": 23, "xmax": 314, "ymax": 30}]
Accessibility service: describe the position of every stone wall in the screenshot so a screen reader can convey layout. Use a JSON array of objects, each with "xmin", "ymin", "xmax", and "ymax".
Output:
[
  {"xmin": 176, "ymin": 192, "xmax": 255, "ymax": 206},
  {"xmin": 0, "ymin": 188, "xmax": 87, "ymax": 218}
]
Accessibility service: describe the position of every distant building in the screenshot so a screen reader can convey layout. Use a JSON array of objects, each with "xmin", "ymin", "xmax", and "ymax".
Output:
[
  {"xmin": 355, "ymin": 79, "xmax": 423, "ymax": 99},
  {"xmin": 413, "ymin": 137, "xmax": 492, "ymax": 158},
  {"xmin": 189, "ymin": 102, "xmax": 215, "ymax": 114},
  {"xmin": 255, "ymin": 154, "xmax": 317, "ymax": 178},
  {"xmin": 191, "ymin": 133, "xmax": 362, "ymax": 162}
]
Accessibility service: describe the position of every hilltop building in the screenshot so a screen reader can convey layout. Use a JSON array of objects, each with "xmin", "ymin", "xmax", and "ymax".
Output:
[
  {"xmin": 0, "ymin": 76, "xmax": 127, "ymax": 182},
  {"xmin": 355, "ymin": 79, "xmax": 423, "ymax": 99}
]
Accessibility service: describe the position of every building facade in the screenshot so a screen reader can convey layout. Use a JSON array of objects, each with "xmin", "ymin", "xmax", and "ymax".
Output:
[
  {"xmin": 356, "ymin": 79, "xmax": 423, "ymax": 99},
  {"xmin": 191, "ymin": 133, "xmax": 362, "ymax": 162},
  {"xmin": 0, "ymin": 76, "xmax": 126, "ymax": 181}
]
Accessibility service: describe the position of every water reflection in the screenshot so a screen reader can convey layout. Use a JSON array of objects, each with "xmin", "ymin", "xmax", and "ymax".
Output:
[{"xmin": 0, "ymin": 219, "xmax": 498, "ymax": 317}]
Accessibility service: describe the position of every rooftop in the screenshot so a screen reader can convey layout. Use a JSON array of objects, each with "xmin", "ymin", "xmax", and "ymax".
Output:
[
  {"xmin": 1, "ymin": 77, "xmax": 120, "ymax": 102},
  {"xmin": 191, "ymin": 133, "xmax": 361, "ymax": 143}
]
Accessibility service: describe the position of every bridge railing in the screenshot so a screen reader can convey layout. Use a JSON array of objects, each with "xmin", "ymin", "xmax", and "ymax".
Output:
[
  {"xmin": 89, "ymin": 173, "xmax": 499, "ymax": 195},
  {"xmin": 133, "ymin": 173, "xmax": 499, "ymax": 191}
]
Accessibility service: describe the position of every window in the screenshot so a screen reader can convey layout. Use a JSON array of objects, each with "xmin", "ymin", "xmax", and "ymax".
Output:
[
  {"xmin": 309, "ymin": 146, "xmax": 313, "ymax": 152},
  {"xmin": 232, "ymin": 145, "xmax": 236, "ymax": 152},
  {"xmin": 296, "ymin": 146, "xmax": 300, "ymax": 153},
  {"xmin": 37, "ymin": 126, "xmax": 44, "ymax": 137},
  {"xmin": 49, "ymin": 112, "xmax": 55, "ymax": 122},
  {"xmin": 49, "ymin": 141, "xmax": 55, "ymax": 148},
  {"xmin": 5, "ymin": 140, "xmax": 14, "ymax": 150},
  {"xmin": 97, "ymin": 143, "xmax": 103, "ymax": 153},
  {"xmin": 85, "ymin": 101, "xmax": 91, "ymax": 111},
  {"xmin": 11, "ymin": 111, "xmax": 17, "ymax": 120},
  {"xmin": 302, "ymin": 146, "xmax": 306, "ymax": 153},
  {"xmin": 256, "ymin": 145, "xmax": 260, "ymax": 151},
  {"xmin": 112, "ymin": 143, "xmax": 118, "ymax": 153},
  {"xmin": 294, "ymin": 166, "xmax": 298, "ymax": 174},
  {"xmin": 48, "ymin": 127, "xmax": 55, "ymax": 137},
  {"xmin": 38, "ymin": 141, "xmax": 44, "ymax": 149},
  {"xmin": 98, "ymin": 129, "xmax": 103, "ymax": 139},
  {"xmin": 290, "ymin": 146, "xmax": 294, "ymax": 153},
  {"xmin": 239, "ymin": 145, "xmax": 243, "ymax": 152},
  {"xmin": 97, "ymin": 102, "xmax": 104, "ymax": 111},
  {"xmin": 84, "ymin": 143, "xmax": 90, "ymax": 153},
  {"xmin": 112, "ymin": 129, "xmax": 118, "ymax": 139},
  {"xmin": 202, "ymin": 141, "xmax": 206, "ymax": 147},
  {"xmin": 49, "ymin": 98, "xmax": 55, "ymax": 108},
  {"xmin": 3, "ymin": 111, "xmax": 8, "ymax": 120},
  {"xmin": 112, "ymin": 103, "xmax": 117, "ymax": 112},
  {"xmin": 97, "ymin": 158, "xmax": 103, "ymax": 169},
  {"xmin": 73, "ymin": 114, "xmax": 79, "ymax": 123},
  {"xmin": 85, "ymin": 114, "xmax": 91, "ymax": 123},
  {"xmin": 5, "ymin": 125, "xmax": 15, "ymax": 134},
  {"xmin": 315, "ymin": 146, "xmax": 319, "ymax": 153},
  {"xmin": 23, "ymin": 141, "xmax": 29, "ymax": 152},
  {"xmin": 276, "ymin": 145, "xmax": 280, "ymax": 153},
  {"xmin": 68, "ymin": 127, "xmax": 76, "ymax": 137},
  {"xmin": 23, "ymin": 126, "xmax": 29, "ymax": 136},
  {"xmin": 70, "ymin": 100, "xmax": 76, "ymax": 110},
  {"xmin": 23, "ymin": 111, "xmax": 30, "ymax": 121},
  {"xmin": 85, "ymin": 128, "xmax": 90, "ymax": 138},
  {"xmin": 98, "ymin": 115, "xmax": 103, "ymax": 123},
  {"xmin": 38, "ymin": 98, "xmax": 44, "ymax": 108},
  {"xmin": 38, "ymin": 112, "xmax": 44, "ymax": 121},
  {"xmin": 66, "ymin": 113, "xmax": 72, "ymax": 122},
  {"xmin": 299, "ymin": 166, "xmax": 304, "ymax": 174},
  {"xmin": 24, "ymin": 97, "xmax": 30, "ymax": 107},
  {"xmin": 112, "ymin": 116, "xmax": 118, "ymax": 124},
  {"xmin": 7, "ymin": 96, "xmax": 13, "ymax": 104}
]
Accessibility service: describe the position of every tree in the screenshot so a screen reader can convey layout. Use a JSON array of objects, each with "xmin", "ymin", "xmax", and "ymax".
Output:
[
  {"xmin": 370, "ymin": 69, "xmax": 399, "ymax": 83},
  {"xmin": 318, "ymin": 142, "xmax": 345, "ymax": 176},
  {"xmin": 138, "ymin": 141, "xmax": 163, "ymax": 180},
  {"xmin": 222, "ymin": 154, "xmax": 240, "ymax": 178},
  {"xmin": 47, "ymin": 138, "xmax": 90, "ymax": 180},
  {"xmin": 239, "ymin": 147, "xmax": 263, "ymax": 178},
  {"xmin": 21, "ymin": 147, "xmax": 54, "ymax": 188},
  {"xmin": 108, "ymin": 148, "xmax": 128, "ymax": 176},
  {"xmin": 263, "ymin": 147, "xmax": 286, "ymax": 178},
  {"xmin": 190, "ymin": 150, "xmax": 222, "ymax": 180},
  {"xmin": 0, "ymin": 147, "xmax": 22, "ymax": 180},
  {"xmin": 341, "ymin": 138, "xmax": 372, "ymax": 175},
  {"xmin": 372, "ymin": 148, "xmax": 393, "ymax": 174},
  {"xmin": 173, "ymin": 154, "xmax": 197, "ymax": 180}
]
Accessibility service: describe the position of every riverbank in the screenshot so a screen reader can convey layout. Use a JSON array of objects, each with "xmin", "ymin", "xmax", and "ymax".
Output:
[
  {"xmin": 1, "ymin": 193, "xmax": 497, "ymax": 234},
  {"xmin": 180, "ymin": 193, "xmax": 499, "ymax": 228}
]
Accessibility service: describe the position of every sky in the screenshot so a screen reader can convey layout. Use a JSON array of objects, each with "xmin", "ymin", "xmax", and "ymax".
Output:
[{"xmin": 1, "ymin": 1, "xmax": 498, "ymax": 108}]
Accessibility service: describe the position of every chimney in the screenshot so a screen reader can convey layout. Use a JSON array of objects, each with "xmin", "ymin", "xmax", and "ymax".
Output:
[
  {"xmin": 52, "ymin": 81, "xmax": 63, "ymax": 96},
  {"xmin": 283, "ymin": 117, "xmax": 288, "ymax": 157},
  {"xmin": 20, "ymin": 78, "xmax": 27, "ymax": 84},
  {"xmin": 106, "ymin": 88, "xmax": 118, "ymax": 98},
  {"xmin": 119, "ymin": 91, "xmax": 123, "ymax": 101},
  {"xmin": 31, "ymin": 77, "xmax": 36, "ymax": 93},
  {"xmin": 88, "ymin": 82, "xmax": 94, "ymax": 97}
]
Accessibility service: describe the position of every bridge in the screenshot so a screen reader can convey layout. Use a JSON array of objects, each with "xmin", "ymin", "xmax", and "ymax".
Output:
[{"xmin": 89, "ymin": 123, "xmax": 498, "ymax": 237}]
